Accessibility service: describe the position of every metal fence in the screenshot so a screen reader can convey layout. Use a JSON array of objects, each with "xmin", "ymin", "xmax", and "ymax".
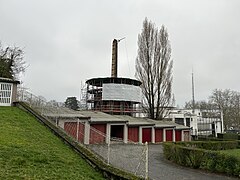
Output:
[{"xmin": 17, "ymin": 88, "xmax": 148, "ymax": 179}]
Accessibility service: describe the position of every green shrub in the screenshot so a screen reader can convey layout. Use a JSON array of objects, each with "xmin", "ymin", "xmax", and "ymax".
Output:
[
  {"xmin": 217, "ymin": 133, "xmax": 238, "ymax": 140},
  {"xmin": 163, "ymin": 142, "xmax": 240, "ymax": 176},
  {"xmin": 197, "ymin": 136, "xmax": 223, "ymax": 141},
  {"xmin": 176, "ymin": 141, "xmax": 238, "ymax": 150}
]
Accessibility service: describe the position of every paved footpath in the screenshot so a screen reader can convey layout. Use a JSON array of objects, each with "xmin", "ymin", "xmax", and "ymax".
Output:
[{"xmin": 148, "ymin": 144, "xmax": 239, "ymax": 180}]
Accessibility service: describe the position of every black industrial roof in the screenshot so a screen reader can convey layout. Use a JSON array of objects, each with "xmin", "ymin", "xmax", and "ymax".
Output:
[{"xmin": 86, "ymin": 77, "xmax": 141, "ymax": 87}]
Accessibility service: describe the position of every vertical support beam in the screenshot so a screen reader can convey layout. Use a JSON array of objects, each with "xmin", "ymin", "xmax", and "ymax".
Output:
[
  {"xmin": 11, "ymin": 83, "xmax": 17, "ymax": 103},
  {"xmin": 151, "ymin": 127, "xmax": 155, "ymax": 144},
  {"xmin": 173, "ymin": 128, "xmax": 176, "ymax": 142},
  {"xmin": 106, "ymin": 124, "xmax": 111, "ymax": 144},
  {"xmin": 84, "ymin": 121, "xmax": 90, "ymax": 145},
  {"xmin": 139, "ymin": 127, "xmax": 142, "ymax": 144},
  {"xmin": 55, "ymin": 117, "xmax": 58, "ymax": 126},
  {"xmin": 123, "ymin": 124, "xmax": 128, "ymax": 143},
  {"xmin": 163, "ymin": 129, "xmax": 166, "ymax": 142},
  {"xmin": 221, "ymin": 110, "xmax": 224, "ymax": 133},
  {"xmin": 58, "ymin": 119, "xmax": 64, "ymax": 129},
  {"xmin": 181, "ymin": 130, "xmax": 184, "ymax": 141}
]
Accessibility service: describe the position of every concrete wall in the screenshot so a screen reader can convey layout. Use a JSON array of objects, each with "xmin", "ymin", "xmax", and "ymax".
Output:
[{"xmin": 11, "ymin": 83, "xmax": 18, "ymax": 104}]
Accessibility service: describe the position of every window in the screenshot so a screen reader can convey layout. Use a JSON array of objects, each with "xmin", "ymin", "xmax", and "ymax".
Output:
[
  {"xmin": 186, "ymin": 118, "xmax": 190, "ymax": 127},
  {"xmin": 0, "ymin": 83, "xmax": 12, "ymax": 106},
  {"xmin": 175, "ymin": 118, "xmax": 184, "ymax": 125}
]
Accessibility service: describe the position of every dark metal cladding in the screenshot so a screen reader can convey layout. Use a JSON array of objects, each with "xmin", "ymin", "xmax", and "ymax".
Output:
[{"xmin": 86, "ymin": 77, "xmax": 142, "ymax": 87}]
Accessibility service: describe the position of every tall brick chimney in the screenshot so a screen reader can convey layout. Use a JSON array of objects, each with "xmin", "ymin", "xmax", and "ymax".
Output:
[{"xmin": 111, "ymin": 39, "xmax": 118, "ymax": 77}]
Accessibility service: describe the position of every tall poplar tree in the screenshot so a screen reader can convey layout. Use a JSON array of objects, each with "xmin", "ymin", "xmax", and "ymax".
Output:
[{"xmin": 136, "ymin": 18, "xmax": 173, "ymax": 120}]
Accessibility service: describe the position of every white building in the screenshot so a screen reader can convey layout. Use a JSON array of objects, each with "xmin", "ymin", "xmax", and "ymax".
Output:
[{"xmin": 167, "ymin": 108, "xmax": 224, "ymax": 137}]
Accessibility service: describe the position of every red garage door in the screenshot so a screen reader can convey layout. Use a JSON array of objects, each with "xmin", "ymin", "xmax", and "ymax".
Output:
[
  {"xmin": 155, "ymin": 129, "xmax": 163, "ymax": 142},
  {"xmin": 142, "ymin": 128, "xmax": 152, "ymax": 143},
  {"xmin": 64, "ymin": 122, "xmax": 85, "ymax": 143},
  {"xmin": 175, "ymin": 130, "xmax": 182, "ymax": 142},
  {"xmin": 128, "ymin": 127, "xmax": 139, "ymax": 142},
  {"xmin": 90, "ymin": 124, "xmax": 106, "ymax": 144},
  {"xmin": 166, "ymin": 129, "xmax": 173, "ymax": 142}
]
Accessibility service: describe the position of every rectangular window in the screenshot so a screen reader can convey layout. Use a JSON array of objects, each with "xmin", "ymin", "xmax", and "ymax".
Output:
[
  {"xmin": 0, "ymin": 83, "xmax": 12, "ymax": 106},
  {"xmin": 186, "ymin": 118, "xmax": 190, "ymax": 127},
  {"xmin": 175, "ymin": 118, "xmax": 184, "ymax": 125}
]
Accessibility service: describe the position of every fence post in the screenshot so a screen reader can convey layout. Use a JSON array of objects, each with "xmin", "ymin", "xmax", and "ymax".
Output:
[
  {"xmin": 107, "ymin": 137, "xmax": 110, "ymax": 165},
  {"xmin": 30, "ymin": 93, "xmax": 33, "ymax": 107},
  {"xmin": 21, "ymin": 88, "xmax": 24, "ymax": 101},
  {"xmin": 145, "ymin": 142, "xmax": 148, "ymax": 180},
  {"xmin": 41, "ymin": 100, "xmax": 44, "ymax": 115}
]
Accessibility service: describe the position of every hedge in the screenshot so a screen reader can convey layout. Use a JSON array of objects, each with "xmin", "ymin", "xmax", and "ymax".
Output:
[
  {"xmin": 176, "ymin": 141, "xmax": 238, "ymax": 150},
  {"xmin": 163, "ymin": 142, "xmax": 240, "ymax": 176},
  {"xmin": 217, "ymin": 133, "xmax": 239, "ymax": 140}
]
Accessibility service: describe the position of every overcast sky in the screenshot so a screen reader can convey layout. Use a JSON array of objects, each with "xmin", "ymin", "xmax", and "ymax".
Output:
[{"xmin": 1, "ymin": 0, "xmax": 239, "ymax": 107}]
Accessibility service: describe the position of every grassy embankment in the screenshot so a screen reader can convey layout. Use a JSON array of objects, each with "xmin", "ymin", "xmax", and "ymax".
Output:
[{"xmin": 0, "ymin": 107, "xmax": 104, "ymax": 179}]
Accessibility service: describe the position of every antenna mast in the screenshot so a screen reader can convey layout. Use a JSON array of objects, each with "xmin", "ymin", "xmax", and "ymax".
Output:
[{"xmin": 192, "ymin": 70, "xmax": 195, "ymax": 113}]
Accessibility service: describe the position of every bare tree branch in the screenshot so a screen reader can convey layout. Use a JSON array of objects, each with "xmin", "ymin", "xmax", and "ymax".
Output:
[{"xmin": 0, "ymin": 42, "xmax": 26, "ymax": 80}]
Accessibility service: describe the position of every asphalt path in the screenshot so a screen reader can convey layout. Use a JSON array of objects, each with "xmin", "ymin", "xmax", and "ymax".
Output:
[{"xmin": 148, "ymin": 144, "xmax": 239, "ymax": 180}]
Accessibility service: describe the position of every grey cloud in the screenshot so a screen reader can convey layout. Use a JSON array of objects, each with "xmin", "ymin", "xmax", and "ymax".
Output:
[{"xmin": 1, "ymin": 0, "xmax": 240, "ymax": 106}]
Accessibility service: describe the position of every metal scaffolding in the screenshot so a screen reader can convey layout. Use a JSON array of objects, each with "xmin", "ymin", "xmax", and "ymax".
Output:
[{"xmin": 85, "ymin": 77, "xmax": 142, "ymax": 116}]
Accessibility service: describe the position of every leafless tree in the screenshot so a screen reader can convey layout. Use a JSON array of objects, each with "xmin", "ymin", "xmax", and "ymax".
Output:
[
  {"xmin": 0, "ymin": 42, "xmax": 26, "ymax": 80},
  {"xmin": 135, "ymin": 18, "xmax": 173, "ymax": 120},
  {"xmin": 210, "ymin": 89, "xmax": 240, "ymax": 129},
  {"xmin": 185, "ymin": 100, "xmax": 217, "ymax": 110}
]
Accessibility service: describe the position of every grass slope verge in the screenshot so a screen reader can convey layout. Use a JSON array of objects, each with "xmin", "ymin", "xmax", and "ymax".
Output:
[{"xmin": 0, "ymin": 107, "xmax": 104, "ymax": 180}]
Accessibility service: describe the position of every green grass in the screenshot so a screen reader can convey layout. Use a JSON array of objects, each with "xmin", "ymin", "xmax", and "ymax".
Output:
[
  {"xmin": 0, "ymin": 107, "xmax": 104, "ymax": 180},
  {"xmin": 221, "ymin": 149, "xmax": 240, "ymax": 160}
]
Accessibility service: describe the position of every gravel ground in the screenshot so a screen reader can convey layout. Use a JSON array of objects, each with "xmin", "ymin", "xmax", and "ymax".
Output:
[{"xmin": 87, "ymin": 143, "xmax": 239, "ymax": 180}]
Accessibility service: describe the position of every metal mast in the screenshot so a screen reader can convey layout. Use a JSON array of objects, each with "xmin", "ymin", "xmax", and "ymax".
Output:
[{"xmin": 192, "ymin": 70, "xmax": 195, "ymax": 114}]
